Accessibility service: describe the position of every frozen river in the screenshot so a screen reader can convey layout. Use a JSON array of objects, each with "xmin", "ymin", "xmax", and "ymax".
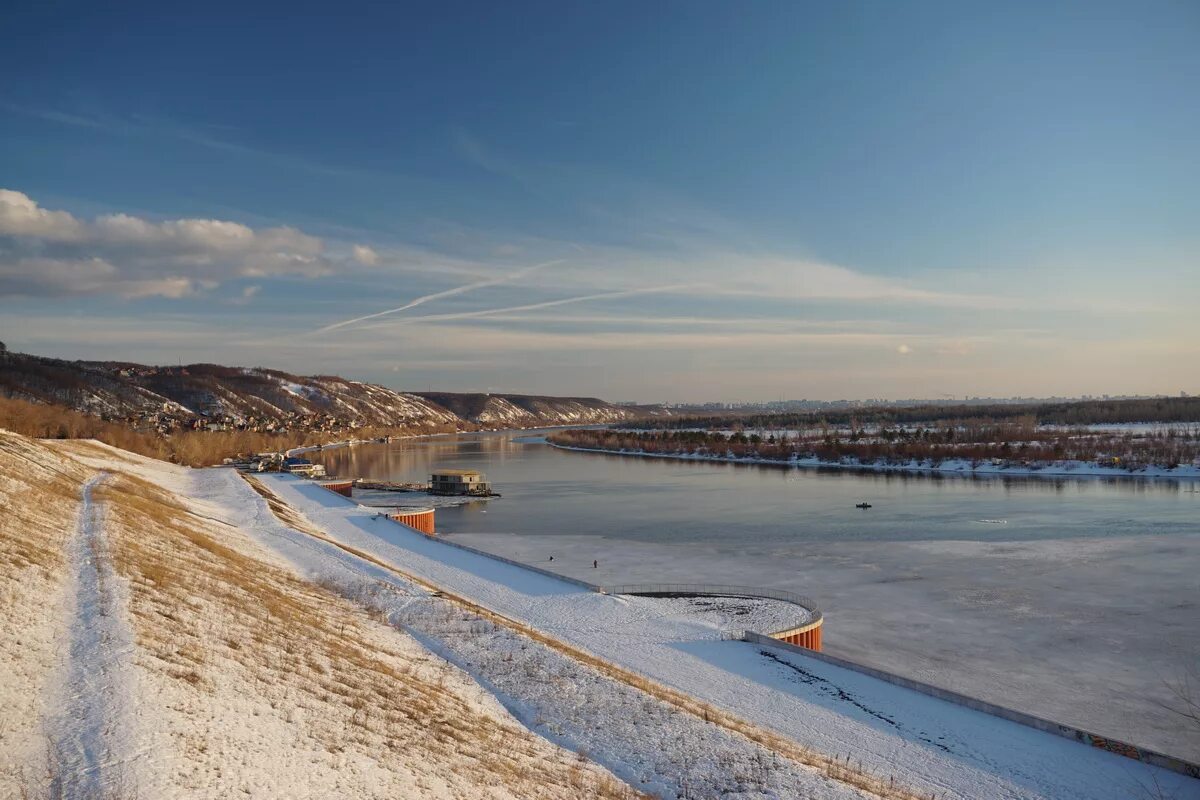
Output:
[{"xmin": 310, "ymin": 430, "xmax": 1200, "ymax": 760}]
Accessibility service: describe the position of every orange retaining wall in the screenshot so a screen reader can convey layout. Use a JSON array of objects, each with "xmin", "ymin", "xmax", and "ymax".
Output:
[
  {"xmin": 772, "ymin": 619, "xmax": 824, "ymax": 652},
  {"xmin": 313, "ymin": 480, "xmax": 435, "ymax": 534},
  {"xmin": 390, "ymin": 508, "xmax": 436, "ymax": 535},
  {"xmin": 318, "ymin": 480, "xmax": 354, "ymax": 497}
]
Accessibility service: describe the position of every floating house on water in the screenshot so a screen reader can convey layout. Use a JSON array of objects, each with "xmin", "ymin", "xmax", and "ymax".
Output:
[{"xmin": 429, "ymin": 468, "xmax": 490, "ymax": 496}]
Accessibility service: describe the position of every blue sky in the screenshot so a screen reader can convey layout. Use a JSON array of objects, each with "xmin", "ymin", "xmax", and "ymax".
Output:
[{"xmin": 2, "ymin": 1, "xmax": 1197, "ymax": 401}]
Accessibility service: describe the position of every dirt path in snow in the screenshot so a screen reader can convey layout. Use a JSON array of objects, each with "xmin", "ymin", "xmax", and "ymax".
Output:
[{"xmin": 45, "ymin": 472, "xmax": 141, "ymax": 798}]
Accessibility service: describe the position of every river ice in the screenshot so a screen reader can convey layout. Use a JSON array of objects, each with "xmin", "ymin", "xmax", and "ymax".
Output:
[
  {"xmin": 448, "ymin": 528, "xmax": 1200, "ymax": 761},
  {"xmin": 311, "ymin": 431, "xmax": 1200, "ymax": 762},
  {"xmin": 251, "ymin": 472, "xmax": 1198, "ymax": 800}
]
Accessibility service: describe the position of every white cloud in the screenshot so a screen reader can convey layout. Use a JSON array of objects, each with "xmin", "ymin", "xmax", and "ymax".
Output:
[
  {"xmin": 0, "ymin": 189, "xmax": 86, "ymax": 240},
  {"xmin": 0, "ymin": 256, "xmax": 197, "ymax": 299},
  {"xmin": 897, "ymin": 344, "xmax": 912, "ymax": 354},
  {"xmin": 0, "ymin": 189, "xmax": 333, "ymax": 298},
  {"xmin": 352, "ymin": 244, "xmax": 379, "ymax": 265}
]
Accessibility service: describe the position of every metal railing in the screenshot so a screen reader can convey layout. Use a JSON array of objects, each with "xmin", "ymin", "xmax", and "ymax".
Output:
[{"xmin": 602, "ymin": 583, "xmax": 822, "ymax": 624}]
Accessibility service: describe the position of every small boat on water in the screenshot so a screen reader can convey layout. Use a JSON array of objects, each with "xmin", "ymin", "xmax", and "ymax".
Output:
[{"xmin": 855, "ymin": 502, "xmax": 872, "ymax": 509}]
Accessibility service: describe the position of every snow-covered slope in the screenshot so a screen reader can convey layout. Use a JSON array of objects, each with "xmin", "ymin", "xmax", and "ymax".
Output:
[
  {"xmin": 0, "ymin": 349, "xmax": 657, "ymax": 432},
  {"xmin": 0, "ymin": 431, "xmax": 97, "ymax": 792},
  {"xmin": 6, "ymin": 430, "xmax": 1197, "ymax": 799},
  {"xmin": 0, "ymin": 430, "xmax": 645, "ymax": 800}
]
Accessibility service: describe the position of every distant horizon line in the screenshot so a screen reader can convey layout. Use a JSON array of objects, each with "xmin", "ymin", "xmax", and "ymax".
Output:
[{"xmin": 2, "ymin": 344, "xmax": 1194, "ymax": 411}]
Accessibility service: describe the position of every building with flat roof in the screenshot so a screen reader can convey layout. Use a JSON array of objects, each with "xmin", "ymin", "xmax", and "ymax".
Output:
[
  {"xmin": 429, "ymin": 468, "xmax": 490, "ymax": 496},
  {"xmin": 283, "ymin": 457, "xmax": 326, "ymax": 478}
]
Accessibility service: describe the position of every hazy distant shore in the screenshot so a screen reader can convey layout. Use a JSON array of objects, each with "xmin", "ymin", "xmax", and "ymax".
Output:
[{"xmin": 548, "ymin": 442, "xmax": 1200, "ymax": 480}]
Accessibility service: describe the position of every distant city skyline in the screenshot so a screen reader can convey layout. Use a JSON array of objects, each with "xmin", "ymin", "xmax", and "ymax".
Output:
[{"xmin": 2, "ymin": 2, "xmax": 1197, "ymax": 402}]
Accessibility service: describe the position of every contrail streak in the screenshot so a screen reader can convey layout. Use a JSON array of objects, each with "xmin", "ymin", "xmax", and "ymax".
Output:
[
  {"xmin": 316, "ymin": 259, "xmax": 563, "ymax": 334},
  {"xmin": 358, "ymin": 285, "xmax": 689, "ymax": 327}
]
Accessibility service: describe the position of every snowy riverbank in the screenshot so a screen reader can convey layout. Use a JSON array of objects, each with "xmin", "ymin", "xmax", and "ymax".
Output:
[
  {"xmin": 25, "ymin": 436, "xmax": 640, "ymax": 800},
  {"xmin": 16, "ymin": 431, "xmax": 1196, "ymax": 798},
  {"xmin": 241, "ymin": 472, "xmax": 1199, "ymax": 799},
  {"xmin": 549, "ymin": 443, "xmax": 1200, "ymax": 480}
]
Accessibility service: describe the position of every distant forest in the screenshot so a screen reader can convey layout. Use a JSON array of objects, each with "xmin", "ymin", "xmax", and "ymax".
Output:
[
  {"xmin": 552, "ymin": 420, "xmax": 1200, "ymax": 471},
  {"xmin": 623, "ymin": 396, "xmax": 1200, "ymax": 431}
]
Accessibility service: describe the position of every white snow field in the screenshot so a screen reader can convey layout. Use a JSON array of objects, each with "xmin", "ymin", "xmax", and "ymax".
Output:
[
  {"xmin": 2, "ymin": 432, "xmax": 646, "ymax": 800},
  {"xmin": 228, "ymin": 479, "xmax": 875, "ymax": 799},
  {"xmin": 12, "ymin": 432, "xmax": 1196, "ymax": 800},
  {"xmin": 240, "ymin": 470, "xmax": 1198, "ymax": 800},
  {"xmin": 47, "ymin": 437, "xmax": 881, "ymax": 800}
]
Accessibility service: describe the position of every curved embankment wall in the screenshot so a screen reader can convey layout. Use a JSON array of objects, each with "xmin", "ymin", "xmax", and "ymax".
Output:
[
  {"xmin": 604, "ymin": 584, "xmax": 824, "ymax": 652},
  {"xmin": 772, "ymin": 621, "xmax": 823, "ymax": 651},
  {"xmin": 312, "ymin": 479, "xmax": 436, "ymax": 534},
  {"xmin": 311, "ymin": 479, "xmax": 821, "ymax": 645},
  {"xmin": 743, "ymin": 631, "xmax": 1200, "ymax": 779}
]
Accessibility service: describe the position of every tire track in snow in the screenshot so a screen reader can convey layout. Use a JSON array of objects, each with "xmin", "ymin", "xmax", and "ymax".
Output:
[
  {"xmin": 759, "ymin": 651, "xmax": 954, "ymax": 754},
  {"xmin": 46, "ymin": 473, "xmax": 141, "ymax": 799}
]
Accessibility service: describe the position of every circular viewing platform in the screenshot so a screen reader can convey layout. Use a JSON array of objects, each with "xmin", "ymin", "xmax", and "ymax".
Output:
[{"xmin": 604, "ymin": 583, "xmax": 824, "ymax": 651}]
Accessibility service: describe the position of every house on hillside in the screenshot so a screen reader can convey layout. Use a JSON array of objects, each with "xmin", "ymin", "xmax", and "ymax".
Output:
[{"xmin": 429, "ymin": 469, "xmax": 490, "ymax": 495}]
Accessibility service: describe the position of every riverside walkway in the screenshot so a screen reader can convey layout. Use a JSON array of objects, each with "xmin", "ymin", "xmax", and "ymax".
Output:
[{"xmin": 257, "ymin": 472, "xmax": 1197, "ymax": 800}]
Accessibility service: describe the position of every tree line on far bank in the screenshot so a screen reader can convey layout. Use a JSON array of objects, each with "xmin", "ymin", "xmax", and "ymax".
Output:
[
  {"xmin": 551, "ymin": 421, "xmax": 1200, "ymax": 471},
  {"xmin": 630, "ymin": 396, "xmax": 1200, "ymax": 432}
]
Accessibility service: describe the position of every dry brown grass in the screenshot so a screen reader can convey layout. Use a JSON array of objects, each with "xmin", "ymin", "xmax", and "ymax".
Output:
[
  {"xmin": 245, "ymin": 474, "xmax": 938, "ymax": 800},
  {"xmin": 0, "ymin": 433, "xmax": 94, "ymax": 570},
  {"xmin": 96, "ymin": 469, "xmax": 648, "ymax": 799}
]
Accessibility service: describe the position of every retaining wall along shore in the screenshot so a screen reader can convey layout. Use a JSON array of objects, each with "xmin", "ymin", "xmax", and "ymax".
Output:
[
  {"xmin": 743, "ymin": 631, "xmax": 1200, "ymax": 779},
  {"xmin": 305, "ymin": 475, "xmax": 1198, "ymax": 780}
]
